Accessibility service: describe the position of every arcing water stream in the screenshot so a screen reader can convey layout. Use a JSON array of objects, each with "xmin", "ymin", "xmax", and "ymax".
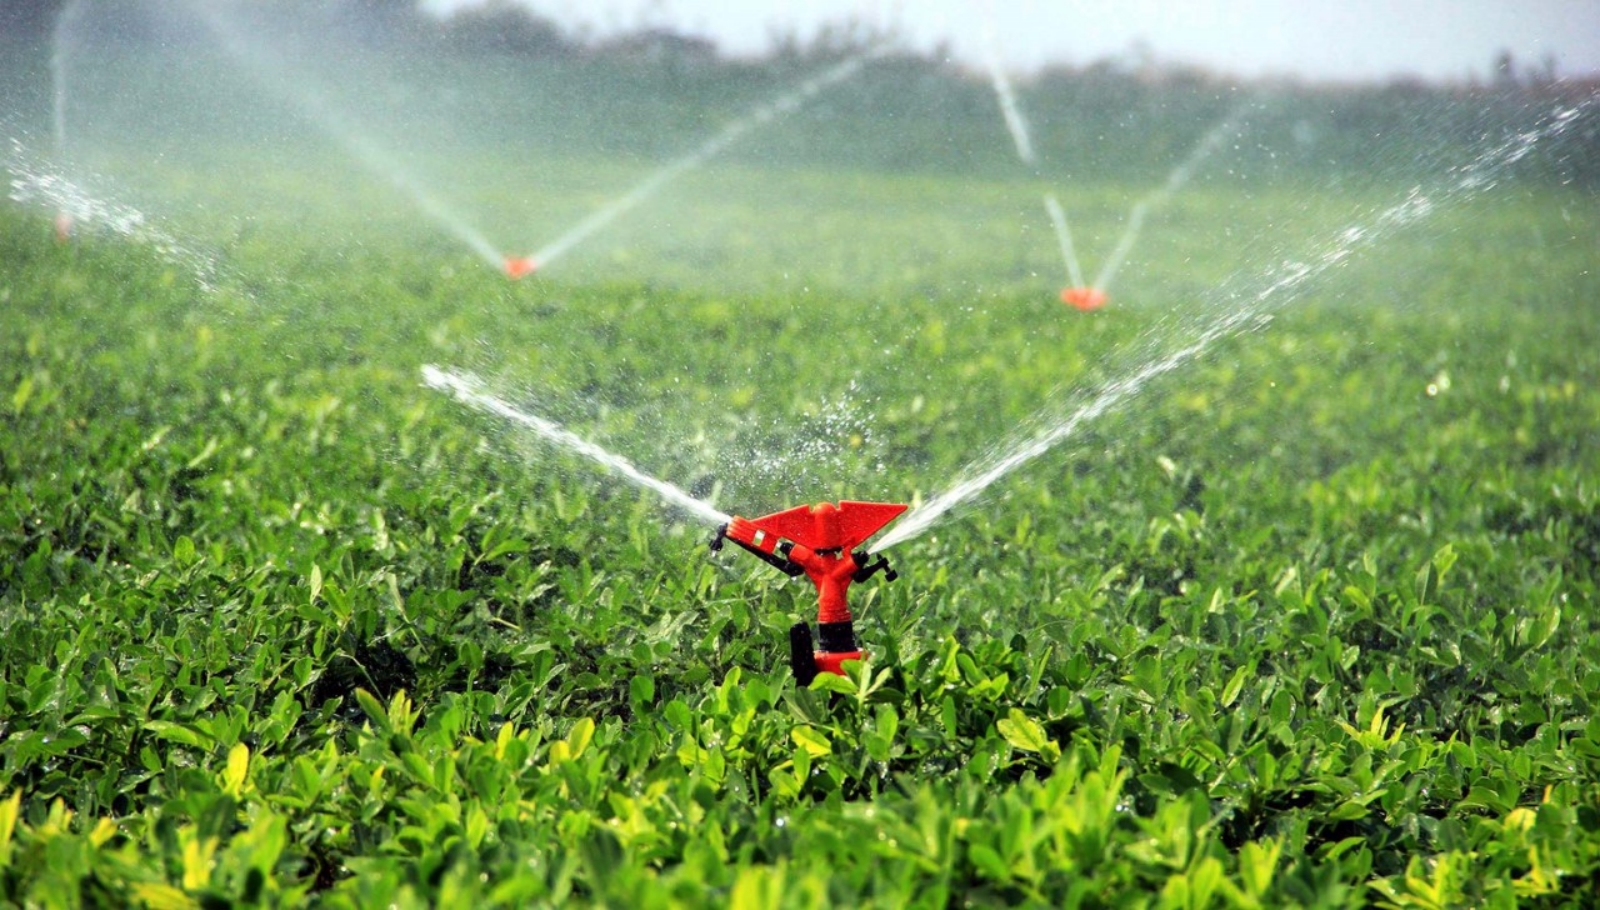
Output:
[
  {"xmin": 874, "ymin": 99, "xmax": 1593, "ymax": 552},
  {"xmin": 1042, "ymin": 191, "xmax": 1087, "ymax": 291},
  {"xmin": 527, "ymin": 47, "xmax": 888, "ymax": 271},
  {"xmin": 981, "ymin": 27, "xmax": 1087, "ymax": 291},
  {"xmin": 422, "ymin": 366, "xmax": 731, "ymax": 526},
  {"xmin": 181, "ymin": 2, "xmax": 505, "ymax": 269},
  {"xmin": 981, "ymin": 27, "xmax": 1038, "ymax": 168},
  {"xmin": 1091, "ymin": 104, "xmax": 1253, "ymax": 294},
  {"xmin": 49, "ymin": 0, "xmax": 85, "ymax": 163}
]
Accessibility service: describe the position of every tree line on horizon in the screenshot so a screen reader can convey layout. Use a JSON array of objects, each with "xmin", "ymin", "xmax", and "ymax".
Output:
[
  {"xmin": 4, "ymin": 0, "xmax": 1593, "ymax": 93},
  {"xmin": 1, "ymin": 0, "xmax": 1593, "ymax": 189}
]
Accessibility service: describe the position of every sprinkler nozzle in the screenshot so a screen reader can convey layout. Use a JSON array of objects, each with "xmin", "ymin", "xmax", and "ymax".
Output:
[
  {"xmin": 504, "ymin": 256, "xmax": 538, "ymax": 279},
  {"xmin": 1061, "ymin": 287, "xmax": 1107, "ymax": 311}
]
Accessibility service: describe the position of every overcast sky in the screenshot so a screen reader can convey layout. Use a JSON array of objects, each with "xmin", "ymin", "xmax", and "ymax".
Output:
[{"xmin": 420, "ymin": 0, "xmax": 1600, "ymax": 84}]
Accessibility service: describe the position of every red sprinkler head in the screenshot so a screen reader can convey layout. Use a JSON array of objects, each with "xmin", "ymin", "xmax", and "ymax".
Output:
[
  {"xmin": 503, "ymin": 256, "xmax": 538, "ymax": 279},
  {"xmin": 711, "ymin": 501, "xmax": 907, "ymax": 685},
  {"xmin": 1060, "ymin": 287, "xmax": 1107, "ymax": 311}
]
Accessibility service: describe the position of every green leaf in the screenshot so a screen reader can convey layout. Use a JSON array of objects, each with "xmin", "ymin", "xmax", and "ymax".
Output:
[
  {"xmin": 809, "ymin": 673, "xmax": 856, "ymax": 696},
  {"xmin": 354, "ymin": 688, "xmax": 391, "ymax": 734},
  {"xmin": 629, "ymin": 674, "xmax": 655, "ymax": 707},
  {"xmin": 997, "ymin": 708, "xmax": 1057, "ymax": 761},
  {"xmin": 1430, "ymin": 543, "xmax": 1458, "ymax": 584},
  {"xmin": 143, "ymin": 720, "xmax": 208, "ymax": 749},
  {"xmin": 131, "ymin": 882, "xmax": 198, "ymax": 910},
  {"xmin": 567, "ymin": 717, "xmax": 596, "ymax": 759},
  {"xmin": 1221, "ymin": 663, "xmax": 1251, "ymax": 708},
  {"xmin": 1238, "ymin": 838, "xmax": 1282, "ymax": 897},
  {"xmin": 172, "ymin": 535, "xmax": 197, "ymax": 567},
  {"xmin": 222, "ymin": 743, "xmax": 250, "ymax": 797},
  {"xmin": 791, "ymin": 726, "xmax": 832, "ymax": 758},
  {"xmin": 10, "ymin": 375, "xmax": 33, "ymax": 415},
  {"xmin": 0, "ymin": 789, "xmax": 20, "ymax": 867},
  {"xmin": 969, "ymin": 843, "xmax": 1009, "ymax": 881},
  {"xmin": 1327, "ymin": 800, "xmax": 1370, "ymax": 822},
  {"xmin": 875, "ymin": 703, "xmax": 899, "ymax": 744}
]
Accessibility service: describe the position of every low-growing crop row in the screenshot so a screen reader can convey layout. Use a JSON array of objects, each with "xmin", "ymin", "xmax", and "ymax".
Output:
[{"xmin": 2, "ymin": 142, "xmax": 1598, "ymax": 907}]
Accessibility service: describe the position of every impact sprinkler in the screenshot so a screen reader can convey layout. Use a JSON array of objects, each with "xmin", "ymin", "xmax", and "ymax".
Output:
[
  {"xmin": 712, "ymin": 501, "xmax": 906, "ymax": 685},
  {"xmin": 1060, "ymin": 287, "xmax": 1107, "ymax": 312},
  {"xmin": 53, "ymin": 212, "xmax": 74, "ymax": 243},
  {"xmin": 503, "ymin": 255, "xmax": 538, "ymax": 279}
]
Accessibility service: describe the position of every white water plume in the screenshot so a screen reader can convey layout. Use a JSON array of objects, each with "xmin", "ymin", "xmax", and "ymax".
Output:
[
  {"xmin": 982, "ymin": 23, "xmax": 1086, "ymax": 291},
  {"xmin": 875, "ymin": 98, "xmax": 1594, "ymax": 552},
  {"xmin": 7, "ymin": 145, "xmax": 228, "ymax": 293},
  {"xmin": 1042, "ymin": 191, "xmax": 1086, "ymax": 289},
  {"xmin": 423, "ymin": 366, "xmax": 731, "ymax": 526},
  {"xmin": 1091, "ymin": 104, "xmax": 1252, "ymax": 293},
  {"xmin": 50, "ymin": 0, "xmax": 86, "ymax": 161},
  {"xmin": 182, "ymin": 2, "xmax": 504, "ymax": 269},
  {"xmin": 981, "ymin": 25, "xmax": 1037, "ymax": 167},
  {"xmin": 530, "ymin": 47, "xmax": 888, "ymax": 270}
]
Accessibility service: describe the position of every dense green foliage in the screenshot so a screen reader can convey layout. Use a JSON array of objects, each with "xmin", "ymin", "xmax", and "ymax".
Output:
[{"xmin": 3, "ymin": 16, "xmax": 1600, "ymax": 905}]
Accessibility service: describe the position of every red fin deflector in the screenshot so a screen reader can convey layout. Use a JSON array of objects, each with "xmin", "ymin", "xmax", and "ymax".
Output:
[
  {"xmin": 504, "ymin": 256, "xmax": 538, "ymax": 279},
  {"xmin": 1061, "ymin": 287, "xmax": 1107, "ymax": 311},
  {"xmin": 746, "ymin": 504, "xmax": 816, "ymax": 547},
  {"xmin": 748, "ymin": 501, "xmax": 907, "ymax": 552}
]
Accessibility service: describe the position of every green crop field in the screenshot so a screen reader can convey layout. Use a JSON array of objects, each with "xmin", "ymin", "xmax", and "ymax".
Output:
[{"xmin": 3, "ymin": 8, "xmax": 1600, "ymax": 906}]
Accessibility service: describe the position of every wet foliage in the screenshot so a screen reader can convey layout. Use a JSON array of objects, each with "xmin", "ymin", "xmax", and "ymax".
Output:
[
  {"xmin": 3, "ymin": 165, "xmax": 1598, "ymax": 904},
  {"xmin": 2, "ymin": 20, "xmax": 1599, "ymax": 905}
]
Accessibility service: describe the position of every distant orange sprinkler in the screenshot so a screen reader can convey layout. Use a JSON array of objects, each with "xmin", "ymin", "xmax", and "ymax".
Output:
[
  {"xmin": 713, "ymin": 501, "xmax": 906, "ymax": 684},
  {"xmin": 503, "ymin": 256, "xmax": 538, "ymax": 279},
  {"xmin": 53, "ymin": 212, "xmax": 74, "ymax": 243},
  {"xmin": 1060, "ymin": 287, "xmax": 1107, "ymax": 311}
]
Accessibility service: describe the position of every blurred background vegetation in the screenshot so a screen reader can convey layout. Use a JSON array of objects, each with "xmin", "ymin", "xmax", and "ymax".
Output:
[{"xmin": 3, "ymin": 0, "xmax": 1595, "ymax": 191}]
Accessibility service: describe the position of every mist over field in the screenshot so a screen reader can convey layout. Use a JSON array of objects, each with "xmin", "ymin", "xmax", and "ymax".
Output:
[{"xmin": 2, "ymin": 2, "xmax": 1598, "ymax": 906}]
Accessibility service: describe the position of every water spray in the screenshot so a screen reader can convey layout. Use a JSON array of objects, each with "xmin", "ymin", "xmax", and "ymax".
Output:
[
  {"xmin": 424, "ymin": 366, "xmax": 909, "ymax": 683},
  {"xmin": 48, "ymin": 0, "xmax": 87, "ymax": 240},
  {"xmin": 1090, "ymin": 105, "xmax": 1252, "ymax": 295},
  {"xmin": 182, "ymin": 2, "xmax": 508, "ymax": 271},
  {"xmin": 422, "ymin": 366, "xmax": 728, "ymax": 525},
  {"xmin": 1042, "ymin": 207, "xmax": 1097, "ymax": 307},
  {"xmin": 981, "ymin": 24, "xmax": 1038, "ymax": 168},
  {"xmin": 521, "ymin": 47, "xmax": 889, "ymax": 272},
  {"xmin": 874, "ymin": 99, "xmax": 1595, "ymax": 552},
  {"xmin": 8, "ymin": 148, "xmax": 228, "ymax": 293},
  {"xmin": 982, "ymin": 21, "xmax": 1089, "ymax": 307}
]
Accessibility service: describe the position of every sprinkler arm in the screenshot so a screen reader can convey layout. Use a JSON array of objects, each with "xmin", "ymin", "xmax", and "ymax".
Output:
[
  {"xmin": 851, "ymin": 551, "xmax": 896, "ymax": 582},
  {"xmin": 712, "ymin": 522, "xmax": 895, "ymax": 581},
  {"xmin": 712, "ymin": 521, "xmax": 804, "ymax": 577}
]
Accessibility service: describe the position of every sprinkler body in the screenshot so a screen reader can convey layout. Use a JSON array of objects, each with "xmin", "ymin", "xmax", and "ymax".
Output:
[
  {"xmin": 1061, "ymin": 287, "xmax": 1108, "ymax": 311},
  {"xmin": 712, "ymin": 501, "xmax": 905, "ymax": 684},
  {"xmin": 503, "ymin": 256, "xmax": 538, "ymax": 279}
]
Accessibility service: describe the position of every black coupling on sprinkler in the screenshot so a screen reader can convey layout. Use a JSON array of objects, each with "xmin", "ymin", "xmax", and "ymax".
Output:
[
  {"xmin": 816, "ymin": 620, "xmax": 858, "ymax": 654},
  {"xmin": 789, "ymin": 622, "xmax": 818, "ymax": 687},
  {"xmin": 852, "ymin": 552, "xmax": 897, "ymax": 583}
]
